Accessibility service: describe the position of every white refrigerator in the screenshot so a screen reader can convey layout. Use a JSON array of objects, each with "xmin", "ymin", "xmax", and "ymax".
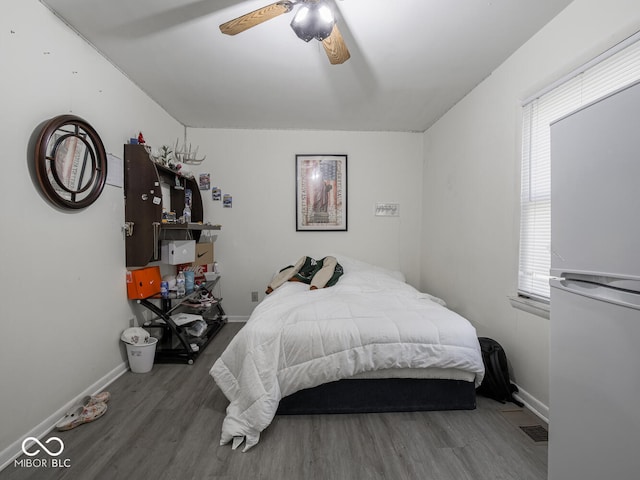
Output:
[{"xmin": 549, "ymin": 80, "xmax": 640, "ymax": 480}]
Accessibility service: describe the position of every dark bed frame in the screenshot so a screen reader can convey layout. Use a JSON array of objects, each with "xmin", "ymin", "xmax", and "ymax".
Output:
[{"xmin": 276, "ymin": 378, "xmax": 477, "ymax": 415}]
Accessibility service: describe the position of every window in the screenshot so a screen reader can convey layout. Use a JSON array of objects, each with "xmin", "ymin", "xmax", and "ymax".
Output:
[{"xmin": 518, "ymin": 32, "xmax": 640, "ymax": 302}]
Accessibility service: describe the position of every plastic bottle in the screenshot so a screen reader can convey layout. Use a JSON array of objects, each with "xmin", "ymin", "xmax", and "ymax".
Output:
[
  {"xmin": 183, "ymin": 204, "xmax": 191, "ymax": 224},
  {"xmin": 184, "ymin": 270, "xmax": 195, "ymax": 293},
  {"xmin": 176, "ymin": 271, "xmax": 186, "ymax": 298}
]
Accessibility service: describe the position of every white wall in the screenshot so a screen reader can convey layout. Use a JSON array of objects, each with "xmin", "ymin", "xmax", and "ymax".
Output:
[
  {"xmin": 0, "ymin": 0, "xmax": 183, "ymax": 464},
  {"xmin": 186, "ymin": 128, "xmax": 424, "ymax": 318},
  {"xmin": 420, "ymin": 0, "xmax": 640, "ymax": 413}
]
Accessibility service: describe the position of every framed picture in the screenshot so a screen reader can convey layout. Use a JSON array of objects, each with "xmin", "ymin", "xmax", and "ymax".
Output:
[{"xmin": 296, "ymin": 154, "xmax": 347, "ymax": 231}]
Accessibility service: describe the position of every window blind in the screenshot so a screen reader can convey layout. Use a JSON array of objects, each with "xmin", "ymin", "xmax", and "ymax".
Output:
[{"xmin": 518, "ymin": 32, "xmax": 640, "ymax": 301}]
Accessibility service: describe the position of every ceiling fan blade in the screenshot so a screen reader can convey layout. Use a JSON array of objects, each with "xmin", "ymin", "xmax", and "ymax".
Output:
[
  {"xmin": 220, "ymin": 1, "xmax": 294, "ymax": 35},
  {"xmin": 322, "ymin": 24, "xmax": 351, "ymax": 64}
]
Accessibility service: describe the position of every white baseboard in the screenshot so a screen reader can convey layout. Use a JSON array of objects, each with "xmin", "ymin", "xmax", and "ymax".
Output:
[
  {"xmin": 512, "ymin": 383, "xmax": 549, "ymax": 424},
  {"xmin": 0, "ymin": 362, "xmax": 128, "ymax": 472}
]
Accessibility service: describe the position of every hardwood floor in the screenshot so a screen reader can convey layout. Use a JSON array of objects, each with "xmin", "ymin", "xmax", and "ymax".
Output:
[{"xmin": 1, "ymin": 323, "xmax": 547, "ymax": 480}]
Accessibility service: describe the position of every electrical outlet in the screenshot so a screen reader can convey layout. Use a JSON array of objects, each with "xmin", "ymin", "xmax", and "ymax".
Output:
[{"xmin": 251, "ymin": 291, "xmax": 259, "ymax": 302}]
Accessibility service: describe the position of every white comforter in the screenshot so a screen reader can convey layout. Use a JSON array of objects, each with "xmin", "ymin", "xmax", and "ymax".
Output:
[{"xmin": 210, "ymin": 258, "xmax": 484, "ymax": 451}]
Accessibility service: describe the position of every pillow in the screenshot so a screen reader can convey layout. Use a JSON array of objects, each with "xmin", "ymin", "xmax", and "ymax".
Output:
[{"xmin": 329, "ymin": 254, "xmax": 406, "ymax": 282}]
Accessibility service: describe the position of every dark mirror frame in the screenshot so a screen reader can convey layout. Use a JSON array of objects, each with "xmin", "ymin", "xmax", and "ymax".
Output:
[{"xmin": 34, "ymin": 114, "xmax": 108, "ymax": 210}]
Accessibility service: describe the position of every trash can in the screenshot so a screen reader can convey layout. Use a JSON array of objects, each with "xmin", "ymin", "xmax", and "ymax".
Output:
[
  {"xmin": 121, "ymin": 327, "xmax": 157, "ymax": 374},
  {"xmin": 125, "ymin": 337, "xmax": 158, "ymax": 373}
]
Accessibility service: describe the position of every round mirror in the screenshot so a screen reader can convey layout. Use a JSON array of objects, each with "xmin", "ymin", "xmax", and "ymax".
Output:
[{"xmin": 34, "ymin": 114, "xmax": 108, "ymax": 209}]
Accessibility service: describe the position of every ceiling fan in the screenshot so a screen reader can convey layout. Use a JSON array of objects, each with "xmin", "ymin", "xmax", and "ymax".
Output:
[{"xmin": 219, "ymin": 0, "xmax": 351, "ymax": 65}]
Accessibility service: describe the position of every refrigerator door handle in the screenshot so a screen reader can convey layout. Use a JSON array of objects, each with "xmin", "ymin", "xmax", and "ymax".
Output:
[{"xmin": 550, "ymin": 278, "xmax": 640, "ymax": 311}]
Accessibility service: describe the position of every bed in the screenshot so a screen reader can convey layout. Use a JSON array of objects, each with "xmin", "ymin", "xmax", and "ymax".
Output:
[{"xmin": 210, "ymin": 256, "xmax": 485, "ymax": 451}]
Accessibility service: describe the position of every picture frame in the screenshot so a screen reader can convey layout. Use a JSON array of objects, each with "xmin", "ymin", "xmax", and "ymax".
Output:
[{"xmin": 296, "ymin": 154, "xmax": 347, "ymax": 231}]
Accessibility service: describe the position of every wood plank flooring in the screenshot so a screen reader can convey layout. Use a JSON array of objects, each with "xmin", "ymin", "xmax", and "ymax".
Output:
[{"xmin": 1, "ymin": 323, "xmax": 547, "ymax": 480}]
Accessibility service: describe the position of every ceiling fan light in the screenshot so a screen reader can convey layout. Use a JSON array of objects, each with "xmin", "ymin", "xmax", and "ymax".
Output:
[{"xmin": 290, "ymin": 2, "xmax": 336, "ymax": 42}]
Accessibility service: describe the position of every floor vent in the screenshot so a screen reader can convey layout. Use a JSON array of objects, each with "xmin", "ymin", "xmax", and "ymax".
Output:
[{"xmin": 519, "ymin": 425, "xmax": 548, "ymax": 442}]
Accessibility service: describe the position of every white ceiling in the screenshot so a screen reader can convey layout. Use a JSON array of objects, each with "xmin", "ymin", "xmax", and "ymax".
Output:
[{"xmin": 40, "ymin": 0, "xmax": 572, "ymax": 132}]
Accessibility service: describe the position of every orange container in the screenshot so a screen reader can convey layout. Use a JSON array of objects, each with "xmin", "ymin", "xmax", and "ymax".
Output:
[{"xmin": 126, "ymin": 266, "xmax": 162, "ymax": 299}]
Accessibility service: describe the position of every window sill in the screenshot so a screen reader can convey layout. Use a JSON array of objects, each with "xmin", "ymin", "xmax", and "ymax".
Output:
[{"xmin": 509, "ymin": 295, "xmax": 550, "ymax": 319}]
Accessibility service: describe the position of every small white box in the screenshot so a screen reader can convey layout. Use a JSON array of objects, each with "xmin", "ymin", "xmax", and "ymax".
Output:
[{"xmin": 161, "ymin": 240, "xmax": 196, "ymax": 265}]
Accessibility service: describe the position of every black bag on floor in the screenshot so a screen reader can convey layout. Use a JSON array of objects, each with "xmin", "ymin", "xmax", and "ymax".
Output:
[{"xmin": 476, "ymin": 337, "xmax": 524, "ymax": 407}]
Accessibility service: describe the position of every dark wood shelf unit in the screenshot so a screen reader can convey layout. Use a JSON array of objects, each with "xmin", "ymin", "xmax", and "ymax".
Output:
[
  {"xmin": 124, "ymin": 143, "xmax": 226, "ymax": 364},
  {"xmin": 124, "ymin": 143, "xmax": 217, "ymax": 267}
]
